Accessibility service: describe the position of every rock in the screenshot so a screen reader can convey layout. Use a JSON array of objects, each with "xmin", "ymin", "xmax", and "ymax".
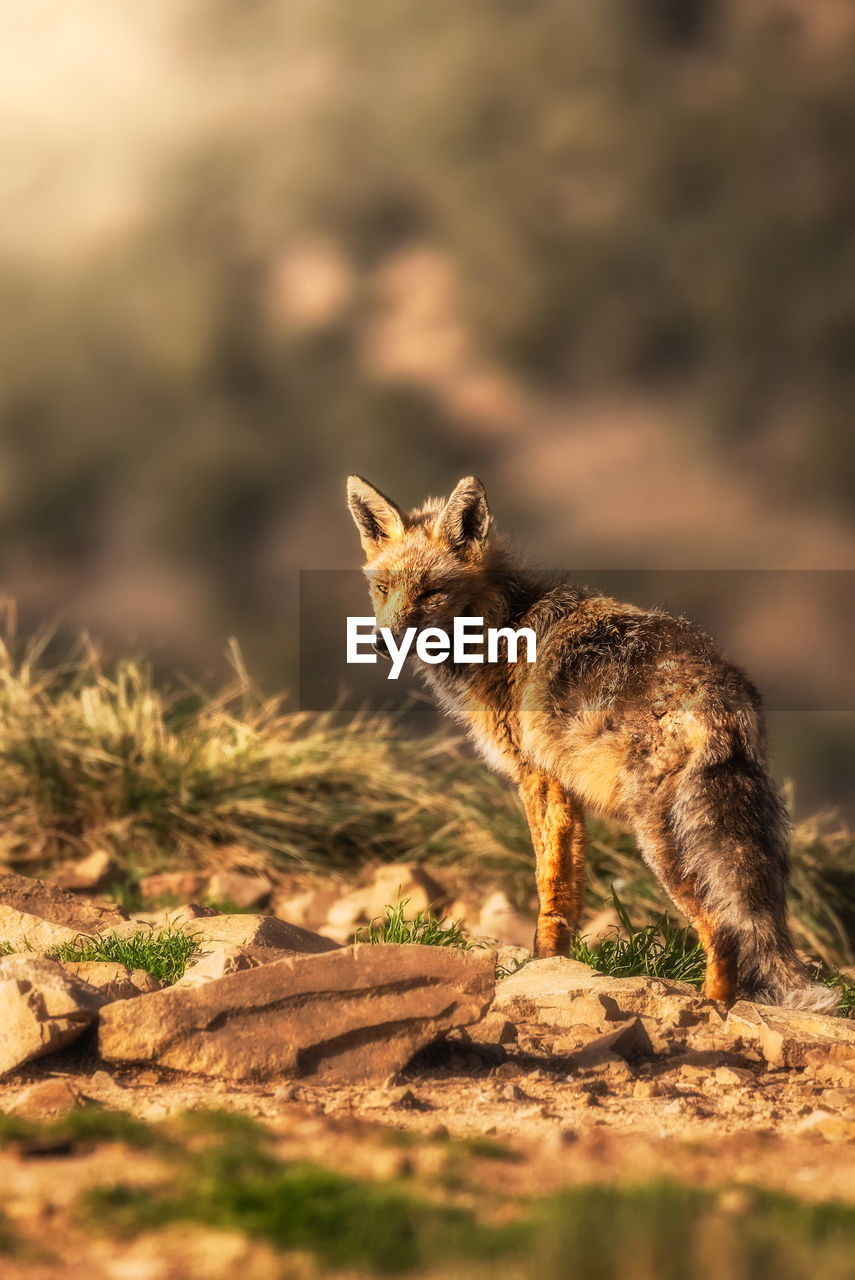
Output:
[
  {"xmin": 726, "ymin": 1001, "xmax": 855, "ymax": 1069},
  {"xmin": 633, "ymin": 1079, "xmax": 666, "ymax": 1099},
  {"xmin": 577, "ymin": 906, "xmax": 622, "ymax": 942},
  {"xmin": 491, "ymin": 943, "xmax": 533, "ymax": 976},
  {"xmin": 176, "ymin": 944, "xmax": 292, "ymax": 988},
  {"xmin": 0, "ymin": 955, "xmax": 107, "ymax": 1075},
  {"xmin": 182, "ymin": 914, "xmax": 341, "ymax": 956},
  {"xmin": 493, "ymin": 956, "xmax": 710, "ymax": 1033},
  {"xmin": 7, "ymin": 1077, "xmax": 82, "ymax": 1119},
  {"xmin": 206, "ymin": 871, "xmax": 273, "ymax": 909},
  {"xmin": 478, "ymin": 891, "xmax": 535, "ymax": 949},
  {"xmin": 567, "ymin": 1018, "xmax": 654, "ymax": 1070},
  {"xmin": 803, "ymin": 1044, "xmax": 855, "ymax": 1087},
  {"xmin": 60, "ymin": 961, "xmax": 160, "ymax": 1002},
  {"xmin": 127, "ymin": 903, "xmax": 219, "ymax": 928},
  {"xmin": 99, "ymin": 943, "xmax": 496, "ymax": 1082},
  {"xmin": 714, "ymin": 1066, "xmax": 757, "ymax": 1086},
  {"xmin": 0, "ymin": 871, "xmax": 129, "ymax": 951},
  {"xmin": 795, "ymin": 1110, "xmax": 855, "ymax": 1142},
  {"xmin": 461, "ymin": 1012, "xmax": 518, "ymax": 1046},
  {"xmin": 272, "ymin": 884, "xmax": 341, "ymax": 931},
  {"xmin": 138, "ymin": 871, "xmax": 211, "ymax": 902},
  {"xmin": 49, "ymin": 849, "xmax": 113, "ymax": 892},
  {"xmin": 388, "ymin": 1086, "xmax": 433, "ymax": 1111}
]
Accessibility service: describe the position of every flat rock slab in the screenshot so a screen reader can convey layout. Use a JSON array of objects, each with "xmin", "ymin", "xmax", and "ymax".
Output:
[
  {"xmin": 99, "ymin": 943, "xmax": 496, "ymax": 1082},
  {"xmin": 726, "ymin": 1001, "xmax": 855, "ymax": 1069},
  {"xmin": 493, "ymin": 957, "xmax": 711, "ymax": 1031},
  {"xmin": 0, "ymin": 955, "xmax": 107, "ymax": 1075},
  {"xmin": 0, "ymin": 871, "xmax": 129, "ymax": 951}
]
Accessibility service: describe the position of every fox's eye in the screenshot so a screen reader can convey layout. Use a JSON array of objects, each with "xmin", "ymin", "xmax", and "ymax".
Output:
[
  {"xmin": 419, "ymin": 587, "xmax": 446, "ymax": 601},
  {"xmin": 374, "ymin": 582, "xmax": 389, "ymax": 597}
]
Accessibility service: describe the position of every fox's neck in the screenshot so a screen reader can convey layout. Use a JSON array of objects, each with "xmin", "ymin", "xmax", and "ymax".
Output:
[{"xmin": 463, "ymin": 546, "xmax": 553, "ymax": 630}]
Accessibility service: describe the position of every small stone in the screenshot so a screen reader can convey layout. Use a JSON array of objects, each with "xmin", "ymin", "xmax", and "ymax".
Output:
[
  {"xmin": 175, "ymin": 945, "xmax": 294, "ymax": 989},
  {"xmin": 803, "ymin": 1045, "xmax": 855, "ymax": 1088},
  {"xmin": 50, "ymin": 849, "xmax": 113, "ymax": 892},
  {"xmin": 206, "ymin": 871, "xmax": 273, "ymax": 910},
  {"xmin": 795, "ymin": 1110, "xmax": 855, "ymax": 1142},
  {"xmin": 138, "ymin": 872, "xmax": 210, "ymax": 902},
  {"xmin": 8, "ymin": 1078, "xmax": 82, "ymax": 1119},
  {"xmin": 478, "ymin": 892, "xmax": 535, "ymax": 949},
  {"xmin": 633, "ymin": 1079, "xmax": 664, "ymax": 1099},
  {"xmin": 60, "ymin": 961, "xmax": 160, "ymax": 1003},
  {"xmin": 714, "ymin": 1066, "xmax": 757, "ymax": 1086},
  {"xmin": 388, "ymin": 1087, "xmax": 432, "ymax": 1111},
  {"xmin": 677, "ymin": 1063, "xmax": 709, "ymax": 1083},
  {"xmin": 500, "ymin": 1082, "xmax": 533, "ymax": 1102},
  {"xmin": 569, "ymin": 1018, "xmax": 654, "ymax": 1070},
  {"xmin": 272, "ymin": 885, "xmax": 341, "ymax": 931},
  {"xmin": 459, "ymin": 1013, "xmax": 518, "ymax": 1047}
]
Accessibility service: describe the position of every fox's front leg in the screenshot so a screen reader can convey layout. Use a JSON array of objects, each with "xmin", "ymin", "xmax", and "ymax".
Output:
[{"xmin": 518, "ymin": 771, "xmax": 586, "ymax": 957}]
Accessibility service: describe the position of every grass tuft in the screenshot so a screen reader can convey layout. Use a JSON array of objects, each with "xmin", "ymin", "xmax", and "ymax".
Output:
[
  {"xmin": 824, "ymin": 972, "xmax": 855, "ymax": 1018},
  {"xmin": 46, "ymin": 927, "xmax": 201, "ymax": 985},
  {"xmin": 356, "ymin": 897, "xmax": 472, "ymax": 948},
  {"xmin": 570, "ymin": 887, "xmax": 707, "ymax": 987}
]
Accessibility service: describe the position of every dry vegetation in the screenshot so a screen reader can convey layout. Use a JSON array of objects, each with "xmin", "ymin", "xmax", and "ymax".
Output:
[{"xmin": 0, "ymin": 611, "xmax": 851, "ymax": 971}]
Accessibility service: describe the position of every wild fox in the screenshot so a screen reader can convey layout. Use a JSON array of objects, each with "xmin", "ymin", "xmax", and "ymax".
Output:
[{"xmin": 347, "ymin": 474, "xmax": 835, "ymax": 1011}]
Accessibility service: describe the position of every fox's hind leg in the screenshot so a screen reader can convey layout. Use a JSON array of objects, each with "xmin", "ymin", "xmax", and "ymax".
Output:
[
  {"xmin": 519, "ymin": 771, "xmax": 586, "ymax": 957},
  {"xmin": 634, "ymin": 818, "xmax": 738, "ymax": 1002}
]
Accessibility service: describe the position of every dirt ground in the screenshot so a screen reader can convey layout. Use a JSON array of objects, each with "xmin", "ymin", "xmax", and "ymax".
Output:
[{"xmin": 2, "ymin": 1029, "xmax": 854, "ymax": 1212}]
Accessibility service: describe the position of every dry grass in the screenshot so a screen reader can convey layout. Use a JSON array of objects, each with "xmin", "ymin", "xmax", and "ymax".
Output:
[{"xmin": 0, "ymin": 607, "xmax": 852, "ymax": 968}]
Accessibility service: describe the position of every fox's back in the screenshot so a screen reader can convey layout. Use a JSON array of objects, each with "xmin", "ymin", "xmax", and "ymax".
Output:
[{"xmin": 423, "ymin": 582, "xmax": 766, "ymax": 821}]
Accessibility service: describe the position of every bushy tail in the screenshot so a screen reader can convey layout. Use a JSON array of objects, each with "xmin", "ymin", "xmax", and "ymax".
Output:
[
  {"xmin": 671, "ymin": 728, "xmax": 840, "ymax": 1017},
  {"xmin": 736, "ymin": 927, "xmax": 839, "ymax": 1014}
]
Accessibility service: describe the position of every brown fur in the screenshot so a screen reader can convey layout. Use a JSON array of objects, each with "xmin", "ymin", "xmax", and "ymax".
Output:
[{"xmin": 346, "ymin": 474, "xmax": 836, "ymax": 1012}]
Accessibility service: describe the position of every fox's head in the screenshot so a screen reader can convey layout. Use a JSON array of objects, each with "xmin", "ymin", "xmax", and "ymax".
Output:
[{"xmin": 346, "ymin": 475, "xmax": 499, "ymax": 645}]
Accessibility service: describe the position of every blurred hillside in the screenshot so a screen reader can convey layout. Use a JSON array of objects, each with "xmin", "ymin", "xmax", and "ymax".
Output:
[{"xmin": 0, "ymin": 0, "xmax": 852, "ymax": 815}]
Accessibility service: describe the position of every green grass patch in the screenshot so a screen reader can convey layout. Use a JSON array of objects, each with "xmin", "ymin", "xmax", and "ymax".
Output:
[
  {"xmin": 83, "ymin": 1117, "xmax": 518, "ymax": 1276},
  {"xmin": 0, "ymin": 1108, "xmax": 161, "ymax": 1153},
  {"xmin": 569, "ymin": 887, "xmax": 707, "ymax": 987},
  {"xmin": 70, "ymin": 1112, "xmax": 855, "ymax": 1280},
  {"xmin": 46, "ymin": 926, "xmax": 201, "ymax": 985},
  {"xmin": 355, "ymin": 896, "xmax": 473, "ymax": 948},
  {"xmin": 824, "ymin": 971, "xmax": 855, "ymax": 1018}
]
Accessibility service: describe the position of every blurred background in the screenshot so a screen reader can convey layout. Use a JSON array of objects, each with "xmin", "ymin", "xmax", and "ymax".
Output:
[{"xmin": 0, "ymin": 0, "xmax": 853, "ymax": 817}]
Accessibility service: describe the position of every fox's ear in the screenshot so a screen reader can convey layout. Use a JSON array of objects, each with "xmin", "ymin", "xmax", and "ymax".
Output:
[
  {"xmin": 435, "ymin": 476, "xmax": 491, "ymax": 552},
  {"xmin": 346, "ymin": 475, "xmax": 405, "ymax": 556}
]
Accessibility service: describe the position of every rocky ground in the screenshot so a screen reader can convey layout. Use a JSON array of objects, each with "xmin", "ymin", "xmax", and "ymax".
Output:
[{"xmin": 0, "ymin": 856, "xmax": 854, "ymax": 1278}]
